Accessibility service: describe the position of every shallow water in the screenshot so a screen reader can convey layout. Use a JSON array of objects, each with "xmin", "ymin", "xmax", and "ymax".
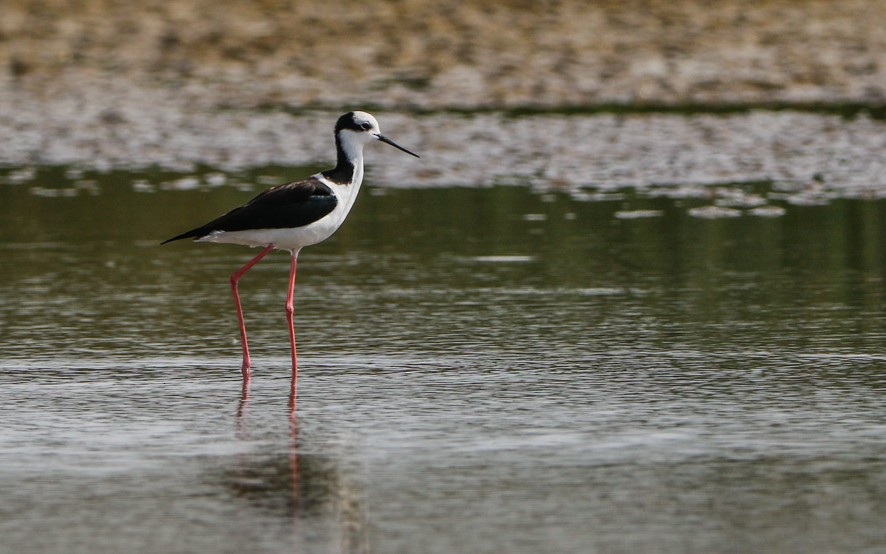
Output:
[{"xmin": 1, "ymin": 167, "xmax": 886, "ymax": 553}]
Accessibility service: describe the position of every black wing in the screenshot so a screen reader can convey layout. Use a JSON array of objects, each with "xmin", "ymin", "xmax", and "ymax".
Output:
[{"xmin": 162, "ymin": 178, "xmax": 338, "ymax": 243}]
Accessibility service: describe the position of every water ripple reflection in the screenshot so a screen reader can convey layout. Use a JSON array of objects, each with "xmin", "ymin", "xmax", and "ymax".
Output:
[{"xmin": 2, "ymin": 183, "xmax": 886, "ymax": 552}]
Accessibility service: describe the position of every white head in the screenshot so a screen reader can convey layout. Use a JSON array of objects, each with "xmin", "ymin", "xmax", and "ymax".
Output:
[{"xmin": 334, "ymin": 111, "xmax": 421, "ymax": 161}]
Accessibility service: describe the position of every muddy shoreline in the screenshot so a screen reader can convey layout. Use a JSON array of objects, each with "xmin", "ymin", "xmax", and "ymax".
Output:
[
  {"xmin": 2, "ymin": 0, "xmax": 884, "ymax": 109},
  {"xmin": 0, "ymin": 0, "xmax": 884, "ymax": 190}
]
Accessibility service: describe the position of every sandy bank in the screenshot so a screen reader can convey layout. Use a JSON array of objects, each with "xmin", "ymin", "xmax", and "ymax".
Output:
[{"xmin": 1, "ymin": 0, "xmax": 884, "ymax": 109}]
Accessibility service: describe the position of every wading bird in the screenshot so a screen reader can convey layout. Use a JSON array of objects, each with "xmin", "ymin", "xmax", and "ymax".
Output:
[{"xmin": 163, "ymin": 111, "xmax": 420, "ymax": 383}]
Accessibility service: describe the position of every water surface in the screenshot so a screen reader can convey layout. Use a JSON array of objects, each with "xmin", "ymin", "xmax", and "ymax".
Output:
[{"xmin": 1, "ymin": 167, "xmax": 885, "ymax": 553}]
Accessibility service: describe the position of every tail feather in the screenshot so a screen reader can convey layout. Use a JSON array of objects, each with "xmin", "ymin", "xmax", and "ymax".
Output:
[{"xmin": 161, "ymin": 228, "xmax": 205, "ymax": 244}]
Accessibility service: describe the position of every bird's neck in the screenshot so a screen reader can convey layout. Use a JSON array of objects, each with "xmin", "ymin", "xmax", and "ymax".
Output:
[{"xmin": 322, "ymin": 134, "xmax": 364, "ymax": 186}]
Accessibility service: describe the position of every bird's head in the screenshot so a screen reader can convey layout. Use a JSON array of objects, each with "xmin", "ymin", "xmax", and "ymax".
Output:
[{"xmin": 335, "ymin": 111, "xmax": 420, "ymax": 158}]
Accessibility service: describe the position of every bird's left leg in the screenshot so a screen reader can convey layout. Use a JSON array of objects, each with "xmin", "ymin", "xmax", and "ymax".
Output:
[
  {"xmin": 230, "ymin": 244, "xmax": 274, "ymax": 379},
  {"xmin": 284, "ymin": 250, "xmax": 299, "ymax": 386}
]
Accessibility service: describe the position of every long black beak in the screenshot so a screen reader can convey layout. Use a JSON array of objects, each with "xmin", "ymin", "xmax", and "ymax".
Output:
[{"xmin": 376, "ymin": 134, "xmax": 421, "ymax": 158}]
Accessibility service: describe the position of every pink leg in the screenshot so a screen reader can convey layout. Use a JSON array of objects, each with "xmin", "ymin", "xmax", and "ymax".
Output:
[
  {"xmin": 285, "ymin": 251, "xmax": 299, "ymax": 386},
  {"xmin": 230, "ymin": 244, "xmax": 275, "ymax": 379}
]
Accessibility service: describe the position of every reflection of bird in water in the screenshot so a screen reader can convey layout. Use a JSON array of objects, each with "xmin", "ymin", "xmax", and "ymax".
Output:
[
  {"xmin": 164, "ymin": 112, "xmax": 419, "ymax": 388},
  {"xmin": 230, "ymin": 384, "xmax": 371, "ymax": 553}
]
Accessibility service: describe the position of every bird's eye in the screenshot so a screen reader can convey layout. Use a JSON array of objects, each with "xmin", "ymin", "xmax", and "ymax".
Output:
[{"xmin": 360, "ymin": 122, "xmax": 371, "ymax": 130}]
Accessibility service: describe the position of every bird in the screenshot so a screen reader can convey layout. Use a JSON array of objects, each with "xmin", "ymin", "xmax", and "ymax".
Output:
[{"xmin": 163, "ymin": 111, "xmax": 420, "ymax": 384}]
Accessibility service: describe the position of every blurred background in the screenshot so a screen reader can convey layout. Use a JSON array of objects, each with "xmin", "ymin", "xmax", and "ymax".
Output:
[
  {"xmin": 1, "ymin": 0, "xmax": 884, "ymax": 188},
  {"xmin": 2, "ymin": 2, "xmax": 886, "ymax": 554},
  {"xmin": 2, "ymin": 0, "xmax": 885, "ymax": 108}
]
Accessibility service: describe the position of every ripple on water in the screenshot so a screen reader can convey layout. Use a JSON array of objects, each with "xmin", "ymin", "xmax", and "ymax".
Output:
[{"xmin": 3, "ymin": 175, "xmax": 886, "ymax": 553}]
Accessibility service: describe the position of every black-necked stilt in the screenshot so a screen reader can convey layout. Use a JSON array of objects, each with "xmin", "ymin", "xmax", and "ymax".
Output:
[{"xmin": 163, "ymin": 111, "xmax": 420, "ymax": 383}]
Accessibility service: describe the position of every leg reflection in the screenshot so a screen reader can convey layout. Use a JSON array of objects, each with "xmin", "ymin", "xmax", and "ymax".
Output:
[
  {"xmin": 229, "ymin": 378, "xmax": 369, "ymax": 553},
  {"xmin": 236, "ymin": 377, "xmax": 251, "ymax": 439},
  {"xmin": 289, "ymin": 377, "xmax": 300, "ymax": 511}
]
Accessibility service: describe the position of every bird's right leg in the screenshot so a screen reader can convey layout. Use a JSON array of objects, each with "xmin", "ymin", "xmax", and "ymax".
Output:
[{"xmin": 230, "ymin": 244, "xmax": 275, "ymax": 379}]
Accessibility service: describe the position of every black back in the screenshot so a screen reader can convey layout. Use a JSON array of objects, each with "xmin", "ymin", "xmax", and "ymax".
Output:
[{"xmin": 162, "ymin": 178, "xmax": 338, "ymax": 243}]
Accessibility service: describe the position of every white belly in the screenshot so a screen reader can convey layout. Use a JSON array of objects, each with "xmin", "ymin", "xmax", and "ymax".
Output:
[{"xmin": 199, "ymin": 214, "xmax": 337, "ymax": 250}]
